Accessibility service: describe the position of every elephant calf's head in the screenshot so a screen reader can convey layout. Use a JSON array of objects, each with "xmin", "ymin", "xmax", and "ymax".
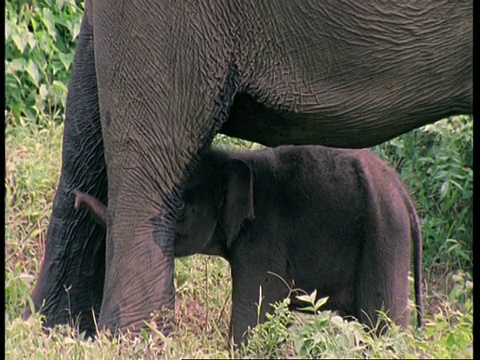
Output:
[
  {"xmin": 74, "ymin": 149, "xmax": 255, "ymax": 259},
  {"xmin": 174, "ymin": 150, "xmax": 255, "ymax": 257}
]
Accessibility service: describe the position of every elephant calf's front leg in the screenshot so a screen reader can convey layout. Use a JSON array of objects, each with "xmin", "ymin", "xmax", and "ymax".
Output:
[{"xmin": 229, "ymin": 259, "xmax": 289, "ymax": 345}]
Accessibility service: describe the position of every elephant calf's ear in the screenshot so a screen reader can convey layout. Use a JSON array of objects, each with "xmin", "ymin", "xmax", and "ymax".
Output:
[{"xmin": 221, "ymin": 159, "xmax": 255, "ymax": 249}]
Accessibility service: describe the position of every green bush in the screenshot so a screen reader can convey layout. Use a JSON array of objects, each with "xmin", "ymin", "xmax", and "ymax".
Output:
[
  {"xmin": 5, "ymin": 0, "xmax": 84, "ymax": 126},
  {"xmin": 373, "ymin": 115, "xmax": 473, "ymax": 277},
  {"xmin": 239, "ymin": 289, "xmax": 472, "ymax": 359}
]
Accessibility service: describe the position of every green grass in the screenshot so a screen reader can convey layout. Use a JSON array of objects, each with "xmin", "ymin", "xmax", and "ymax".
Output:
[{"xmin": 5, "ymin": 113, "xmax": 473, "ymax": 359}]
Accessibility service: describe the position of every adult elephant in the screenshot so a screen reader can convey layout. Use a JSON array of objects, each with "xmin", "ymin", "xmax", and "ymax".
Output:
[{"xmin": 28, "ymin": 0, "xmax": 472, "ymax": 336}]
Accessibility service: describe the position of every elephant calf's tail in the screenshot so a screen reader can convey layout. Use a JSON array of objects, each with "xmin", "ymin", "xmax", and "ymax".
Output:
[
  {"xmin": 74, "ymin": 190, "xmax": 108, "ymax": 226},
  {"xmin": 411, "ymin": 208, "xmax": 423, "ymax": 328},
  {"xmin": 404, "ymin": 188, "xmax": 423, "ymax": 328},
  {"xmin": 391, "ymin": 171, "xmax": 423, "ymax": 328}
]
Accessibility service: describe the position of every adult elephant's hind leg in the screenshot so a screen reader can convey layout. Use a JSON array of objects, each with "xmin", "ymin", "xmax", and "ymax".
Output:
[{"xmin": 28, "ymin": 11, "xmax": 107, "ymax": 335}]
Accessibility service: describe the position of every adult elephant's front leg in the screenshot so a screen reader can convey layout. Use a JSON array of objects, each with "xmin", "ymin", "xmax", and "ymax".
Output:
[
  {"xmin": 97, "ymin": 96, "xmax": 238, "ymax": 332},
  {"xmin": 97, "ymin": 170, "xmax": 178, "ymax": 332},
  {"xmin": 93, "ymin": 2, "xmax": 239, "ymax": 332}
]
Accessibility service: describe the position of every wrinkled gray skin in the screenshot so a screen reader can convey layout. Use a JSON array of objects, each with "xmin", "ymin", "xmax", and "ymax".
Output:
[
  {"xmin": 75, "ymin": 145, "xmax": 423, "ymax": 345},
  {"xmin": 28, "ymin": 0, "xmax": 470, "ymax": 337}
]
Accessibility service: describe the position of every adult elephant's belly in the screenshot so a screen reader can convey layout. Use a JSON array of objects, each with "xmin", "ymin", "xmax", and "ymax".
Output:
[{"xmin": 221, "ymin": 90, "xmax": 469, "ymax": 149}]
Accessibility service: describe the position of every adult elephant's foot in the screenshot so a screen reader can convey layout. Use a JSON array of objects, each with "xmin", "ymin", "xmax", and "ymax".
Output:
[{"xmin": 98, "ymin": 253, "xmax": 176, "ymax": 335}]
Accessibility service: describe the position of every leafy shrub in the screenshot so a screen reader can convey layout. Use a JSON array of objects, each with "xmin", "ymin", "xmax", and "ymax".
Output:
[
  {"xmin": 5, "ymin": 0, "xmax": 84, "ymax": 126},
  {"xmin": 240, "ymin": 290, "xmax": 472, "ymax": 359},
  {"xmin": 373, "ymin": 116, "xmax": 473, "ymax": 277},
  {"xmin": 239, "ymin": 293, "xmax": 296, "ymax": 358}
]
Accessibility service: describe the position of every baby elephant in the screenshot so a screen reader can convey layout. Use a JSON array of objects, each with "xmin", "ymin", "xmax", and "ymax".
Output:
[{"xmin": 75, "ymin": 145, "xmax": 422, "ymax": 345}]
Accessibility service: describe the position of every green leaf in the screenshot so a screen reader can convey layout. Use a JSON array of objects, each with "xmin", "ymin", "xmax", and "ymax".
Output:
[
  {"xmin": 41, "ymin": 8, "xmax": 57, "ymax": 39},
  {"xmin": 12, "ymin": 32, "xmax": 27, "ymax": 52},
  {"xmin": 38, "ymin": 84, "xmax": 49, "ymax": 101},
  {"xmin": 296, "ymin": 290, "xmax": 317, "ymax": 305},
  {"xmin": 313, "ymin": 296, "xmax": 329, "ymax": 312},
  {"xmin": 26, "ymin": 61, "xmax": 40, "ymax": 87},
  {"xmin": 58, "ymin": 52, "xmax": 74, "ymax": 71},
  {"xmin": 10, "ymin": 58, "xmax": 26, "ymax": 72},
  {"xmin": 71, "ymin": 21, "xmax": 81, "ymax": 40},
  {"xmin": 26, "ymin": 31, "xmax": 37, "ymax": 50},
  {"xmin": 52, "ymin": 80, "xmax": 68, "ymax": 94},
  {"xmin": 446, "ymin": 333, "xmax": 456, "ymax": 349}
]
